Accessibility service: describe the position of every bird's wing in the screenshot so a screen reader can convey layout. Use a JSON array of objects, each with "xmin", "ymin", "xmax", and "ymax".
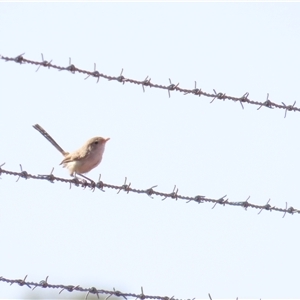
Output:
[{"xmin": 60, "ymin": 148, "xmax": 90, "ymax": 165}]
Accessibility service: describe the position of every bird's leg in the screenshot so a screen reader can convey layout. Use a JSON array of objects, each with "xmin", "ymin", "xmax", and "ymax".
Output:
[{"xmin": 76, "ymin": 173, "xmax": 95, "ymax": 184}]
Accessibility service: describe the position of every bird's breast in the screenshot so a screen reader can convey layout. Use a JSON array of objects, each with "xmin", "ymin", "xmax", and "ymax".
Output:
[{"xmin": 64, "ymin": 144, "xmax": 106, "ymax": 174}]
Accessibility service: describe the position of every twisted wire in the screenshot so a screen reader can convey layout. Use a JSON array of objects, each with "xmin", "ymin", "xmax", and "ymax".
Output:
[
  {"xmin": 0, "ymin": 164, "xmax": 298, "ymax": 217},
  {"xmin": 0, "ymin": 53, "xmax": 298, "ymax": 117},
  {"xmin": 0, "ymin": 275, "xmax": 190, "ymax": 300},
  {"xmin": 1, "ymin": 53, "xmax": 296, "ymax": 300}
]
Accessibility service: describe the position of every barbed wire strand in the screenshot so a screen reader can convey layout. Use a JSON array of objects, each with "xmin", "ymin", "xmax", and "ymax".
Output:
[
  {"xmin": 0, "ymin": 275, "xmax": 193, "ymax": 300},
  {"xmin": 0, "ymin": 164, "xmax": 298, "ymax": 217},
  {"xmin": 0, "ymin": 53, "xmax": 292, "ymax": 300},
  {"xmin": 1, "ymin": 53, "xmax": 298, "ymax": 117}
]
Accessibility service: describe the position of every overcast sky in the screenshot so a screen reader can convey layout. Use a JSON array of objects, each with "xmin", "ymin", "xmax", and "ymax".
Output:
[{"xmin": 1, "ymin": 2, "xmax": 300, "ymax": 299}]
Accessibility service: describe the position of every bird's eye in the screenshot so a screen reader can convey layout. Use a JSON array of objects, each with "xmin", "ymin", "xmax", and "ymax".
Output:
[{"xmin": 94, "ymin": 141, "xmax": 98, "ymax": 145}]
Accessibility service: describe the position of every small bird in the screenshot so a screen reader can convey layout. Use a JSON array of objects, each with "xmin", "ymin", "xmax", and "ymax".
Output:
[{"xmin": 33, "ymin": 124, "xmax": 109, "ymax": 176}]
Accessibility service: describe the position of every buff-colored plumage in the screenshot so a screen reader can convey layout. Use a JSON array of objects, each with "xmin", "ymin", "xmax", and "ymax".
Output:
[{"xmin": 33, "ymin": 124, "xmax": 109, "ymax": 176}]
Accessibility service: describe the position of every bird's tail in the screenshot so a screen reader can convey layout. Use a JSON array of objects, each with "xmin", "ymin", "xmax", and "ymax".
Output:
[{"xmin": 33, "ymin": 124, "xmax": 68, "ymax": 156}]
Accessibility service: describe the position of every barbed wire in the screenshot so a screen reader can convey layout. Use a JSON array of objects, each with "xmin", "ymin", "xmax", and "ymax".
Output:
[
  {"xmin": 1, "ymin": 54, "xmax": 292, "ymax": 300},
  {"xmin": 1, "ymin": 53, "xmax": 298, "ymax": 117},
  {"xmin": 0, "ymin": 275, "xmax": 193, "ymax": 300},
  {"xmin": 0, "ymin": 163, "xmax": 298, "ymax": 217}
]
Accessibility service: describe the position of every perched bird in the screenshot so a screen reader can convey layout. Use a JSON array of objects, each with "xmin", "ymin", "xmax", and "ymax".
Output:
[{"xmin": 33, "ymin": 124, "xmax": 109, "ymax": 176}]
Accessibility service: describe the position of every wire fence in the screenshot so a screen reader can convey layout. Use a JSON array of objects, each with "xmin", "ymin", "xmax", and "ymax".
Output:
[
  {"xmin": 0, "ymin": 275, "xmax": 193, "ymax": 300},
  {"xmin": 1, "ymin": 52, "xmax": 296, "ymax": 299},
  {"xmin": 0, "ymin": 275, "xmax": 244, "ymax": 300},
  {"xmin": 1, "ymin": 53, "xmax": 298, "ymax": 117},
  {"xmin": 1, "ymin": 164, "xmax": 298, "ymax": 217}
]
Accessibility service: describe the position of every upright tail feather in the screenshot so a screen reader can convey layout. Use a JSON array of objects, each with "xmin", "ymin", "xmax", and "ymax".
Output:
[{"xmin": 33, "ymin": 124, "xmax": 68, "ymax": 156}]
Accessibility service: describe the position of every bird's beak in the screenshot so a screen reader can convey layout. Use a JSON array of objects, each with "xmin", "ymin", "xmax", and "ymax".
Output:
[{"xmin": 105, "ymin": 138, "xmax": 110, "ymax": 142}]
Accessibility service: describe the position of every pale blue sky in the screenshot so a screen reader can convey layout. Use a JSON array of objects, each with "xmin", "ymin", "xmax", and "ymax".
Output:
[{"xmin": 1, "ymin": 2, "xmax": 300, "ymax": 299}]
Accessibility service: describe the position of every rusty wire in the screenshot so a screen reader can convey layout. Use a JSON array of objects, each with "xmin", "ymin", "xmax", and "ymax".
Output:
[
  {"xmin": 0, "ymin": 164, "xmax": 298, "ymax": 217},
  {"xmin": 0, "ymin": 275, "xmax": 191, "ymax": 300},
  {"xmin": 1, "ymin": 53, "xmax": 298, "ymax": 117}
]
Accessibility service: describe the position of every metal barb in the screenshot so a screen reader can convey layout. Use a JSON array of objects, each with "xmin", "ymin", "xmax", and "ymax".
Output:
[
  {"xmin": 15, "ymin": 275, "xmax": 31, "ymax": 289},
  {"xmin": 117, "ymin": 68, "xmax": 126, "ymax": 84},
  {"xmin": 193, "ymin": 195, "xmax": 205, "ymax": 204},
  {"xmin": 36, "ymin": 53, "xmax": 52, "ymax": 72},
  {"xmin": 38, "ymin": 167, "xmax": 56, "ymax": 183},
  {"xmin": 40, "ymin": 275, "xmax": 49, "ymax": 287},
  {"xmin": 283, "ymin": 202, "xmax": 288, "ymax": 218},
  {"xmin": 60, "ymin": 57, "xmax": 76, "ymax": 73},
  {"xmin": 239, "ymin": 92, "xmax": 249, "ymax": 109},
  {"xmin": 282, "ymin": 101, "xmax": 296, "ymax": 118},
  {"xmin": 32, "ymin": 276, "xmax": 49, "ymax": 290},
  {"xmin": 140, "ymin": 286, "xmax": 145, "ymax": 299},
  {"xmin": 16, "ymin": 164, "xmax": 29, "ymax": 182},
  {"xmin": 241, "ymin": 196, "xmax": 251, "ymax": 210},
  {"xmin": 210, "ymin": 89, "xmax": 217, "ymax": 103},
  {"xmin": 162, "ymin": 185, "xmax": 178, "ymax": 201},
  {"xmin": 142, "ymin": 76, "xmax": 151, "ymax": 92},
  {"xmin": 257, "ymin": 93, "xmax": 274, "ymax": 110},
  {"xmin": 117, "ymin": 177, "xmax": 131, "ymax": 194},
  {"xmin": 71, "ymin": 176, "xmax": 81, "ymax": 187},
  {"xmin": 105, "ymin": 293, "xmax": 113, "ymax": 300},
  {"xmin": 258, "ymin": 199, "xmax": 272, "ymax": 215},
  {"xmin": 93, "ymin": 63, "xmax": 101, "ymax": 83},
  {"xmin": 146, "ymin": 185, "xmax": 158, "ymax": 198},
  {"xmin": 167, "ymin": 78, "xmax": 179, "ymax": 98},
  {"xmin": 212, "ymin": 195, "xmax": 227, "ymax": 209},
  {"xmin": 217, "ymin": 92, "xmax": 226, "ymax": 100},
  {"xmin": 96, "ymin": 178, "xmax": 105, "ymax": 192},
  {"xmin": 87, "ymin": 287, "xmax": 100, "ymax": 299},
  {"xmin": 287, "ymin": 206, "xmax": 295, "ymax": 215},
  {"xmin": 85, "ymin": 63, "xmax": 100, "ymax": 82},
  {"xmin": 13, "ymin": 53, "xmax": 25, "ymax": 64},
  {"xmin": 184, "ymin": 81, "xmax": 201, "ymax": 96},
  {"xmin": 59, "ymin": 285, "xmax": 78, "ymax": 294}
]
